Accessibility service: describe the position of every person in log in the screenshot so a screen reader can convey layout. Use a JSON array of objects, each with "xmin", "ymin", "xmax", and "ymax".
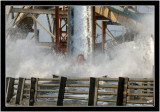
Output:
[{"xmin": 72, "ymin": 54, "xmax": 86, "ymax": 65}]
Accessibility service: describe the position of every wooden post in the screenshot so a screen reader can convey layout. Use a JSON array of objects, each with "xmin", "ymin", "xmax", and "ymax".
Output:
[
  {"xmin": 94, "ymin": 78, "xmax": 99, "ymax": 106},
  {"xmin": 57, "ymin": 77, "xmax": 67, "ymax": 106},
  {"xmin": 116, "ymin": 77, "xmax": 128, "ymax": 106},
  {"xmin": 34, "ymin": 78, "xmax": 38, "ymax": 102},
  {"xmin": 123, "ymin": 77, "xmax": 128, "ymax": 106},
  {"xmin": 116, "ymin": 77, "xmax": 125, "ymax": 106},
  {"xmin": 6, "ymin": 77, "xmax": 9, "ymax": 92},
  {"xmin": 88, "ymin": 77, "xmax": 96, "ymax": 106},
  {"xmin": 6, "ymin": 77, "xmax": 15, "ymax": 102},
  {"xmin": 29, "ymin": 77, "xmax": 37, "ymax": 106},
  {"xmin": 15, "ymin": 78, "xmax": 25, "ymax": 104}
]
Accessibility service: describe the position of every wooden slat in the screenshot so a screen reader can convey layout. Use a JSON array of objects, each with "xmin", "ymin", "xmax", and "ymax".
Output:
[
  {"xmin": 127, "ymin": 100, "xmax": 153, "ymax": 104},
  {"xmin": 14, "ymin": 82, "xmax": 18, "ymax": 85},
  {"xmin": 37, "ymin": 89, "xmax": 59, "ymax": 93},
  {"xmin": 38, "ymin": 84, "xmax": 60, "ymax": 87},
  {"xmin": 129, "ymin": 78, "xmax": 154, "ymax": 82},
  {"xmin": 65, "ymin": 90, "xmax": 88, "ymax": 94},
  {"xmin": 23, "ymin": 94, "xmax": 30, "ymax": 97},
  {"xmin": 13, "ymin": 92, "xmax": 17, "ymax": 96},
  {"xmin": 127, "ymin": 93, "xmax": 153, "ymax": 97},
  {"xmin": 64, "ymin": 96, "xmax": 88, "ymax": 101},
  {"xmin": 128, "ymin": 86, "xmax": 154, "ymax": 89},
  {"xmin": 66, "ymin": 84, "xmax": 89, "ymax": 87},
  {"xmin": 25, "ymin": 78, "xmax": 31, "ymax": 80},
  {"xmin": 25, "ymin": 83, "xmax": 31, "ymax": 86},
  {"xmin": 14, "ymin": 88, "xmax": 18, "ymax": 90},
  {"xmin": 37, "ymin": 95, "xmax": 58, "ymax": 98},
  {"xmin": 67, "ymin": 78, "xmax": 90, "ymax": 81},
  {"xmin": 97, "ymin": 99, "xmax": 116, "ymax": 102},
  {"xmin": 98, "ymin": 78, "xmax": 119, "ymax": 81},
  {"xmin": 99, "ymin": 85, "xmax": 118, "ymax": 88},
  {"xmin": 38, "ymin": 78, "xmax": 61, "ymax": 81},
  {"xmin": 98, "ymin": 92, "xmax": 117, "ymax": 95},
  {"xmin": 24, "ymin": 88, "xmax": 30, "ymax": 91}
]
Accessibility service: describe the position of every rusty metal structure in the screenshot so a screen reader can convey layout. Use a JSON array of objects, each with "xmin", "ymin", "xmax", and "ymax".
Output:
[{"xmin": 6, "ymin": 6, "xmax": 153, "ymax": 54}]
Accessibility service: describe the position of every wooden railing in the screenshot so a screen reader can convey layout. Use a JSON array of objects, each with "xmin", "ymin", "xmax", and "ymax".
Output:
[{"xmin": 6, "ymin": 77, "xmax": 154, "ymax": 106}]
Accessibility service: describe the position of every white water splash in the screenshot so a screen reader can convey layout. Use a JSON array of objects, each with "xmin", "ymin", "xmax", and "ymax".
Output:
[
  {"xmin": 68, "ymin": 6, "xmax": 93, "ymax": 59},
  {"xmin": 6, "ymin": 9, "xmax": 154, "ymax": 79}
]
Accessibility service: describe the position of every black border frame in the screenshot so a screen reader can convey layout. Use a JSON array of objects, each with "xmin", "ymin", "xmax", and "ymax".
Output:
[{"xmin": 1, "ymin": 1, "xmax": 159, "ymax": 111}]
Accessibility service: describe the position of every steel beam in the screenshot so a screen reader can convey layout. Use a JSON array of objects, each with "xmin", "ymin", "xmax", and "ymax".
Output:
[
  {"xmin": 46, "ymin": 14, "xmax": 54, "ymax": 43},
  {"xmin": 30, "ymin": 14, "xmax": 56, "ymax": 40},
  {"xmin": 96, "ymin": 22, "xmax": 116, "ymax": 41},
  {"xmin": 11, "ymin": 8, "xmax": 68, "ymax": 15},
  {"xmin": 55, "ymin": 6, "xmax": 61, "ymax": 48}
]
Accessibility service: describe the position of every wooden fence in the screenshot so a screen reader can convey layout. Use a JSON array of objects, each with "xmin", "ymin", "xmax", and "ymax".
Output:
[{"xmin": 6, "ymin": 77, "xmax": 154, "ymax": 106}]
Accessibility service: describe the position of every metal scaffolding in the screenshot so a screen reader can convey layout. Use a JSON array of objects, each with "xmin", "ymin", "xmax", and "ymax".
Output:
[{"xmin": 6, "ymin": 6, "xmax": 149, "ymax": 54}]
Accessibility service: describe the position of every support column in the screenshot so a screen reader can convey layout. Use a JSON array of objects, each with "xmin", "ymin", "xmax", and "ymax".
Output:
[
  {"xmin": 102, "ymin": 21, "xmax": 106, "ymax": 53},
  {"xmin": 93, "ymin": 6, "xmax": 96, "ymax": 48},
  {"xmin": 55, "ymin": 6, "xmax": 61, "ymax": 48},
  {"xmin": 57, "ymin": 77, "xmax": 67, "ymax": 106}
]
